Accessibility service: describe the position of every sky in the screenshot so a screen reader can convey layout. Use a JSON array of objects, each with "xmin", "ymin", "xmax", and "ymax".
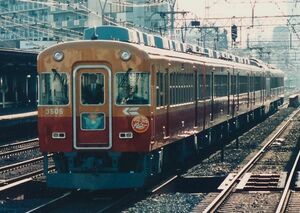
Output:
[
  {"xmin": 176, "ymin": 0, "xmax": 288, "ymax": 18},
  {"xmin": 176, "ymin": 0, "xmax": 291, "ymax": 46}
]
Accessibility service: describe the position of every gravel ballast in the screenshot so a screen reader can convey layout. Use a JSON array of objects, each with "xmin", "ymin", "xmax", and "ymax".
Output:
[
  {"xmin": 185, "ymin": 107, "xmax": 295, "ymax": 177},
  {"xmin": 123, "ymin": 193, "xmax": 206, "ymax": 213},
  {"xmin": 123, "ymin": 107, "xmax": 297, "ymax": 212}
]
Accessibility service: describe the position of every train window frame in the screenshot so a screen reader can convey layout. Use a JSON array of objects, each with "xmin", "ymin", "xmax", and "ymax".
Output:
[
  {"xmin": 80, "ymin": 112, "xmax": 106, "ymax": 131},
  {"xmin": 80, "ymin": 72, "xmax": 105, "ymax": 106},
  {"xmin": 115, "ymin": 71, "xmax": 151, "ymax": 106},
  {"xmin": 38, "ymin": 72, "xmax": 70, "ymax": 106}
]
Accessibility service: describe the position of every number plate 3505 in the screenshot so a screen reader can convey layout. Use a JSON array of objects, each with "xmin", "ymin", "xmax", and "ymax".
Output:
[{"xmin": 45, "ymin": 108, "xmax": 64, "ymax": 116}]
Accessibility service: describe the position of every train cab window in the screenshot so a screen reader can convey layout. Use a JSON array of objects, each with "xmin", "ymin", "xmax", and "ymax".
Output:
[
  {"xmin": 81, "ymin": 73, "xmax": 104, "ymax": 105},
  {"xmin": 39, "ymin": 73, "xmax": 69, "ymax": 105},
  {"xmin": 115, "ymin": 72, "xmax": 150, "ymax": 105}
]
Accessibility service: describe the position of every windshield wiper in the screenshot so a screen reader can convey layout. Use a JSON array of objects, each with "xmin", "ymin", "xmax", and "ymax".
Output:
[{"xmin": 119, "ymin": 68, "xmax": 132, "ymax": 87}]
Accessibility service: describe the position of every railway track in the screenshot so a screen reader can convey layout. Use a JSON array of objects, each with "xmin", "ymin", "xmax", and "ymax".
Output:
[
  {"xmin": 275, "ymin": 150, "xmax": 300, "ymax": 212},
  {"xmin": 25, "ymin": 189, "xmax": 136, "ymax": 213},
  {"xmin": 0, "ymin": 138, "xmax": 53, "ymax": 192},
  {"xmin": 201, "ymin": 107, "xmax": 300, "ymax": 213},
  {"xmin": 0, "ymin": 138, "xmax": 39, "ymax": 158},
  {"xmin": 25, "ymin": 190, "xmax": 76, "ymax": 213},
  {"xmin": 284, "ymin": 191, "xmax": 300, "ymax": 212},
  {"xmin": 25, "ymin": 175, "xmax": 179, "ymax": 212},
  {"xmin": 0, "ymin": 156, "xmax": 54, "ymax": 187}
]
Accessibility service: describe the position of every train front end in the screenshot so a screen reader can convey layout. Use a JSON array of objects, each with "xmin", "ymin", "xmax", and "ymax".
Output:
[{"xmin": 37, "ymin": 40, "xmax": 155, "ymax": 190}]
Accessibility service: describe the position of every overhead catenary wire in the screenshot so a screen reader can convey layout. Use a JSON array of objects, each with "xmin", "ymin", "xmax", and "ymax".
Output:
[
  {"xmin": 0, "ymin": 15, "xmax": 81, "ymax": 41},
  {"xmin": 0, "ymin": 15, "xmax": 82, "ymax": 41},
  {"xmin": 0, "ymin": 1, "xmax": 86, "ymax": 42},
  {"xmin": 18, "ymin": 0, "xmax": 167, "ymax": 8}
]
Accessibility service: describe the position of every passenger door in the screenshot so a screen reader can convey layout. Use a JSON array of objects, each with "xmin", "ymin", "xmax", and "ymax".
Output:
[
  {"xmin": 155, "ymin": 68, "xmax": 169, "ymax": 139},
  {"xmin": 73, "ymin": 65, "xmax": 112, "ymax": 150}
]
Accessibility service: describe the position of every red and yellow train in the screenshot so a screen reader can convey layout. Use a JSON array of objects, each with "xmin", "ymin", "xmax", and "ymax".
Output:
[{"xmin": 38, "ymin": 26, "xmax": 284, "ymax": 189}]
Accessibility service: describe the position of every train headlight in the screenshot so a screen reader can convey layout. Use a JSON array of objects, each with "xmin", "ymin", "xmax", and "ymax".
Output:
[
  {"xmin": 120, "ymin": 50, "xmax": 131, "ymax": 61},
  {"xmin": 53, "ymin": 51, "xmax": 64, "ymax": 62}
]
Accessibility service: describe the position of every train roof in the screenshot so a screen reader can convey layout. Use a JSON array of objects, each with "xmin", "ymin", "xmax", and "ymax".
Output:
[
  {"xmin": 39, "ymin": 40, "xmax": 283, "ymax": 79},
  {"xmin": 39, "ymin": 26, "xmax": 284, "ymax": 77},
  {"xmin": 83, "ymin": 26, "xmax": 284, "ymax": 76},
  {"xmin": 83, "ymin": 26, "xmax": 268, "ymax": 68}
]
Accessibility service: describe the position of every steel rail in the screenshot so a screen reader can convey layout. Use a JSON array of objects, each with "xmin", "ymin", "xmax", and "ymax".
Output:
[
  {"xmin": 0, "ymin": 155, "xmax": 53, "ymax": 192},
  {"xmin": 25, "ymin": 190, "xmax": 78, "ymax": 213},
  {"xmin": 203, "ymin": 108, "xmax": 300, "ymax": 213},
  {"xmin": 0, "ymin": 138, "xmax": 38, "ymax": 151},
  {"xmin": 0, "ymin": 156, "xmax": 44, "ymax": 173},
  {"xmin": 150, "ymin": 175, "xmax": 178, "ymax": 194},
  {"xmin": 2, "ymin": 165, "xmax": 55, "ymax": 186},
  {"xmin": 95, "ymin": 193, "xmax": 135, "ymax": 213},
  {"xmin": 275, "ymin": 150, "xmax": 300, "ymax": 213},
  {"xmin": 0, "ymin": 145, "xmax": 39, "ymax": 158}
]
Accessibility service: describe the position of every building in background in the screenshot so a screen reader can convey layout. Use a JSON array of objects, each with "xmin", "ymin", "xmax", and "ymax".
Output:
[
  {"xmin": 286, "ymin": 0, "xmax": 300, "ymax": 88},
  {"xmin": 269, "ymin": 26, "xmax": 290, "ymax": 71},
  {"xmin": 0, "ymin": 0, "xmax": 170, "ymax": 48},
  {"xmin": 105, "ymin": 0, "xmax": 169, "ymax": 34},
  {"xmin": 184, "ymin": 27, "xmax": 228, "ymax": 50},
  {"xmin": 0, "ymin": 0, "xmax": 85, "ymax": 48}
]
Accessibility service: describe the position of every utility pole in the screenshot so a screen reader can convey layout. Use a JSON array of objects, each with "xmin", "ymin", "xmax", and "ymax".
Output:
[
  {"xmin": 205, "ymin": 0, "xmax": 210, "ymax": 19},
  {"xmin": 250, "ymin": 0, "xmax": 256, "ymax": 27},
  {"xmin": 154, "ymin": 10, "xmax": 188, "ymax": 37},
  {"xmin": 198, "ymin": 26, "xmax": 219, "ymax": 49},
  {"xmin": 165, "ymin": 0, "xmax": 176, "ymax": 39},
  {"xmin": 98, "ymin": 0, "xmax": 108, "ymax": 25}
]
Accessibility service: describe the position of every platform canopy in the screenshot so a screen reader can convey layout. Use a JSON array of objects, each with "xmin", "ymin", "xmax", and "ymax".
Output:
[{"xmin": 0, "ymin": 48, "xmax": 37, "ymax": 74}]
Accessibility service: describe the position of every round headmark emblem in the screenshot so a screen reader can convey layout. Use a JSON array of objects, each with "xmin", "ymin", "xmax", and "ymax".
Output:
[{"xmin": 131, "ymin": 115, "xmax": 150, "ymax": 133}]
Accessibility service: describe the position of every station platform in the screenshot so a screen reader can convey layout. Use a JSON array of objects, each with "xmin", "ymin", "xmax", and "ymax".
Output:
[
  {"xmin": 0, "ymin": 105, "xmax": 36, "ymax": 116},
  {"xmin": 0, "ymin": 106, "xmax": 37, "ymax": 127},
  {"xmin": 0, "ymin": 106, "xmax": 37, "ymax": 141}
]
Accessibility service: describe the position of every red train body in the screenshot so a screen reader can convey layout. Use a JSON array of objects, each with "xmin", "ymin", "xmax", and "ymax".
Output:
[{"xmin": 38, "ymin": 26, "xmax": 284, "ymax": 189}]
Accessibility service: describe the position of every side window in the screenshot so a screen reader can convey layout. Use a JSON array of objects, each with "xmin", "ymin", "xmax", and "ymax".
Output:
[
  {"xmin": 190, "ymin": 73, "xmax": 194, "ymax": 102},
  {"xmin": 81, "ymin": 73, "xmax": 104, "ymax": 105},
  {"xmin": 215, "ymin": 75, "xmax": 228, "ymax": 97},
  {"xmin": 255, "ymin": 76, "xmax": 260, "ymax": 91},
  {"xmin": 156, "ymin": 72, "xmax": 160, "ymax": 106},
  {"xmin": 156, "ymin": 72, "xmax": 165, "ymax": 107},
  {"xmin": 164, "ymin": 73, "xmax": 168, "ymax": 105},
  {"xmin": 199, "ymin": 73, "xmax": 210, "ymax": 100},
  {"xmin": 176, "ymin": 73, "xmax": 179, "ymax": 104},
  {"xmin": 198, "ymin": 74, "xmax": 201, "ymax": 100},
  {"xmin": 170, "ymin": 73, "xmax": 174, "ymax": 105},
  {"xmin": 205, "ymin": 74, "xmax": 211, "ymax": 99},
  {"xmin": 239, "ymin": 75, "xmax": 248, "ymax": 94},
  {"xmin": 231, "ymin": 75, "xmax": 236, "ymax": 95}
]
